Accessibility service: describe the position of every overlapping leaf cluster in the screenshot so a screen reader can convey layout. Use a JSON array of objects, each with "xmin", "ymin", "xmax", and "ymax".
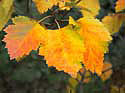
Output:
[{"xmin": 1, "ymin": 0, "xmax": 124, "ymax": 78}]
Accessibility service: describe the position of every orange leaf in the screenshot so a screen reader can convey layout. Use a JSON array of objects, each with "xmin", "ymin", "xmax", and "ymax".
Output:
[
  {"xmin": 39, "ymin": 26, "xmax": 85, "ymax": 77},
  {"xmin": 115, "ymin": 0, "xmax": 125, "ymax": 12},
  {"xmin": 3, "ymin": 16, "xmax": 46, "ymax": 60},
  {"xmin": 77, "ymin": 17, "xmax": 112, "ymax": 75}
]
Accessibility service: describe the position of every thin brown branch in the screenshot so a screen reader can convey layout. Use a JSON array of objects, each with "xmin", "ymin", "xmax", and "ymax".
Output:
[
  {"xmin": 75, "ymin": 0, "xmax": 82, "ymax": 4},
  {"xmin": 55, "ymin": 19, "xmax": 61, "ymax": 29},
  {"xmin": 38, "ymin": 15, "xmax": 52, "ymax": 23}
]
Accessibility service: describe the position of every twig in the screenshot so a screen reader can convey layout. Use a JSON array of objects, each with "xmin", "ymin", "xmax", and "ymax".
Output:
[
  {"xmin": 55, "ymin": 19, "xmax": 61, "ymax": 29},
  {"xmin": 61, "ymin": 19, "xmax": 69, "ymax": 22},
  {"xmin": 75, "ymin": 0, "xmax": 82, "ymax": 4},
  {"xmin": 38, "ymin": 15, "xmax": 52, "ymax": 23}
]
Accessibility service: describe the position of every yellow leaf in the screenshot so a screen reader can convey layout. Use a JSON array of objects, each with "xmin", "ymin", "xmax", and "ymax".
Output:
[
  {"xmin": 33, "ymin": 0, "xmax": 70, "ymax": 13},
  {"xmin": 3, "ymin": 16, "xmax": 46, "ymax": 60},
  {"xmin": 77, "ymin": 17, "xmax": 112, "ymax": 75},
  {"xmin": 39, "ymin": 26, "xmax": 85, "ymax": 77},
  {"xmin": 115, "ymin": 0, "xmax": 125, "ymax": 12},
  {"xmin": 102, "ymin": 14, "xmax": 125, "ymax": 34},
  {"xmin": 101, "ymin": 61, "xmax": 112, "ymax": 81},
  {"xmin": 0, "ymin": 0, "xmax": 13, "ymax": 30},
  {"xmin": 77, "ymin": 0, "xmax": 100, "ymax": 17}
]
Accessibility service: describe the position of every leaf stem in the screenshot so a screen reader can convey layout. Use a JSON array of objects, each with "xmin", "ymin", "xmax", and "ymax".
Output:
[
  {"xmin": 38, "ymin": 15, "xmax": 52, "ymax": 23},
  {"xmin": 55, "ymin": 19, "xmax": 61, "ymax": 29}
]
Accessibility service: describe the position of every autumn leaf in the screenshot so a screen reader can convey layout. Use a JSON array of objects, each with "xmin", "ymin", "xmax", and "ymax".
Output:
[
  {"xmin": 102, "ymin": 14, "xmax": 125, "ymax": 34},
  {"xmin": 0, "ymin": 0, "xmax": 13, "ymax": 30},
  {"xmin": 39, "ymin": 26, "xmax": 85, "ymax": 77},
  {"xmin": 100, "ymin": 61, "xmax": 112, "ymax": 81},
  {"xmin": 33, "ymin": 0, "xmax": 70, "ymax": 13},
  {"xmin": 77, "ymin": 0, "xmax": 100, "ymax": 17},
  {"xmin": 3, "ymin": 16, "xmax": 46, "ymax": 60},
  {"xmin": 69, "ymin": 17, "xmax": 112, "ymax": 75},
  {"xmin": 33, "ymin": 0, "xmax": 57, "ymax": 13},
  {"xmin": 115, "ymin": 0, "xmax": 125, "ymax": 12}
]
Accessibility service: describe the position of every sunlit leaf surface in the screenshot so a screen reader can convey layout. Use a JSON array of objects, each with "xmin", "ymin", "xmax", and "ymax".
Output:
[
  {"xmin": 77, "ymin": 17, "xmax": 112, "ymax": 75},
  {"xmin": 39, "ymin": 26, "xmax": 85, "ymax": 77},
  {"xmin": 77, "ymin": 0, "xmax": 100, "ymax": 17}
]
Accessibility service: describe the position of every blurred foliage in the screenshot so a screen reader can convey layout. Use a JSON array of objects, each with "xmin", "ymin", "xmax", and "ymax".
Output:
[{"xmin": 0, "ymin": 0, "xmax": 125, "ymax": 93}]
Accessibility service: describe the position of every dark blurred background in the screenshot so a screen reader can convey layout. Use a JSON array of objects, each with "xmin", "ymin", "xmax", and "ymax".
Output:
[{"xmin": 0, "ymin": 0, "xmax": 124, "ymax": 93}]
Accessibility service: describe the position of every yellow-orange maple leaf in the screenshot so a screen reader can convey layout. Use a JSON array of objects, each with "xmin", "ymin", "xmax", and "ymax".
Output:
[
  {"xmin": 0, "ymin": 0, "xmax": 13, "ymax": 30},
  {"xmin": 70, "ymin": 17, "xmax": 112, "ymax": 75},
  {"xmin": 39, "ymin": 26, "xmax": 85, "ymax": 77},
  {"xmin": 77, "ymin": 0, "xmax": 100, "ymax": 17},
  {"xmin": 33, "ymin": 0, "xmax": 70, "ymax": 13},
  {"xmin": 102, "ymin": 14, "xmax": 125, "ymax": 34},
  {"xmin": 3, "ymin": 16, "xmax": 46, "ymax": 60},
  {"xmin": 115, "ymin": 0, "xmax": 125, "ymax": 12}
]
